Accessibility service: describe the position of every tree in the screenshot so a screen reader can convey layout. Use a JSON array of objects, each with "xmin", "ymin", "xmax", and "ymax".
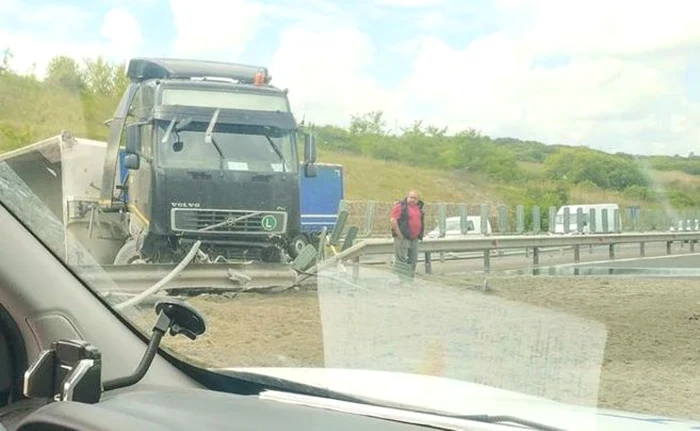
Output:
[
  {"xmin": 349, "ymin": 111, "xmax": 386, "ymax": 135},
  {"xmin": 45, "ymin": 56, "xmax": 85, "ymax": 92},
  {"xmin": 82, "ymin": 56, "xmax": 128, "ymax": 96},
  {"xmin": 0, "ymin": 49, "xmax": 12, "ymax": 74}
]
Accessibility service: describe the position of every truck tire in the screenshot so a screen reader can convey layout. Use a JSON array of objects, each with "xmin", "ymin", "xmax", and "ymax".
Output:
[
  {"xmin": 287, "ymin": 234, "xmax": 310, "ymax": 259},
  {"xmin": 113, "ymin": 240, "xmax": 146, "ymax": 265},
  {"xmin": 261, "ymin": 246, "xmax": 283, "ymax": 263}
]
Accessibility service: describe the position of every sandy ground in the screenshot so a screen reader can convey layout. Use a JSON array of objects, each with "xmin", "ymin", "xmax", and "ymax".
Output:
[{"xmin": 125, "ymin": 272, "xmax": 700, "ymax": 422}]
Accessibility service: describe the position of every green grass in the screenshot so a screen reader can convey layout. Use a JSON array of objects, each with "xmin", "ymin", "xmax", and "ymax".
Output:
[{"xmin": 319, "ymin": 149, "xmax": 504, "ymax": 204}]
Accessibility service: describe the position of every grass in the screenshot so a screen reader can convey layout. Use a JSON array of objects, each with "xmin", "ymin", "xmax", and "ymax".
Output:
[{"xmin": 319, "ymin": 149, "xmax": 504, "ymax": 205}]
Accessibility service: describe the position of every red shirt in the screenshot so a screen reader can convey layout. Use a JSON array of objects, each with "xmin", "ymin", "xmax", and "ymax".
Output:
[{"xmin": 391, "ymin": 203, "xmax": 422, "ymax": 240}]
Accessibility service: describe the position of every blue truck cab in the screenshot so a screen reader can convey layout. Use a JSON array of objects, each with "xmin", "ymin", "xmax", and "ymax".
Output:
[{"xmin": 297, "ymin": 163, "xmax": 344, "ymax": 248}]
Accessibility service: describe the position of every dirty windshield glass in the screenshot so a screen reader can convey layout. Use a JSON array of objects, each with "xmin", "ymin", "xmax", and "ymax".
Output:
[
  {"xmin": 158, "ymin": 121, "xmax": 296, "ymax": 173},
  {"xmin": 2, "ymin": 1, "xmax": 700, "ymax": 430}
]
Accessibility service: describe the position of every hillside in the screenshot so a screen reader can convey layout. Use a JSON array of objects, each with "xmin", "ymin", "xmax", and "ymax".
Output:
[{"xmin": 2, "ymin": 54, "xmax": 700, "ymax": 215}]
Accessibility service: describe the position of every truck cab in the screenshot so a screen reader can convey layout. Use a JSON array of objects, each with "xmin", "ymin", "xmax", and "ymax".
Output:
[{"xmin": 104, "ymin": 58, "xmax": 317, "ymax": 263}]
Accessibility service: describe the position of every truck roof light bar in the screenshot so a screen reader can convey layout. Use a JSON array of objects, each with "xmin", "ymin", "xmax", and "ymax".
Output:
[{"xmin": 126, "ymin": 58, "xmax": 272, "ymax": 85}]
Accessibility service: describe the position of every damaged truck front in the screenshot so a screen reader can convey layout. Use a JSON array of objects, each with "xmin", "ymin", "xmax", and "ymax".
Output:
[
  {"xmin": 106, "ymin": 58, "xmax": 318, "ymax": 264},
  {"xmin": 1, "ymin": 58, "xmax": 318, "ymax": 266}
]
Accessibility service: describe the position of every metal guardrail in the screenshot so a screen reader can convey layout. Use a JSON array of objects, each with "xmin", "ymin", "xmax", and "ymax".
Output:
[
  {"xmin": 320, "ymin": 231, "xmax": 700, "ymax": 276},
  {"xmin": 344, "ymin": 199, "xmax": 700, "ymax": 238},
  {"xmin": 79, "ymin": 262, "xmax": 298, "ymax": 293}
]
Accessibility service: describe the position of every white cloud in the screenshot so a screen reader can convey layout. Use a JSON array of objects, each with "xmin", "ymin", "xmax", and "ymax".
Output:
[
  {"xmin": 374, "ymin": 0, "xmax": 445, "ymax": 7},
  {"xmin": 101, "ymin": 8, "xmax": 143, "ymax": 58},
  {"xmin": 170, "ymin": 0, "xmax": 262, "ymax": 59},
  {"xmin": 0, "ymin": 5, "xmax": 142, "ymax": 78},
  {"xmin": 498, "ymin": 0, "xmax": 700, "ymax": 57},
  {"xmin": 0, "ymin": 0, "xmax": 20, "ymax": 15},
  {"xmin": 0, "ymin": 30, "xmax": 105, "ymax": 77},
  {"xmin": 270, "ymin": 26, "xmax": 396, "ymax": 127},
  {"xmin": 393, "ymin": 0, "xmax": 700, "ymax": 155}
]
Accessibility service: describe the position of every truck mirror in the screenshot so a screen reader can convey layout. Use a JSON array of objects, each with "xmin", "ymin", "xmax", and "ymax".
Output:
[
  {"xmin": 304, "ymin": 133, "xmax": 317, "ymax": 163},
  {"xmin": 304, "ymin": 162, "xmax": 317, "ymax": 178},
  {"xmin": 125, "ymin": 123, "xmax": 141, "ymax": 154},
  {"xmin": 124, "ymin": 153, "xmax": 140, "ymax": 170}
]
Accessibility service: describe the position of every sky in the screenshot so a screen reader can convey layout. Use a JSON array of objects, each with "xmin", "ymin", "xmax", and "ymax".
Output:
[{"xmin": 1, "ymin": 0, "xmax": 700, "ymax": 156}]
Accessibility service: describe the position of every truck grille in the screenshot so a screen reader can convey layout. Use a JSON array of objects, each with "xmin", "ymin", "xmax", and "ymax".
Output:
[{"xmin": 171, "ymin": 209, "xmax": 287, "ymax": 234}]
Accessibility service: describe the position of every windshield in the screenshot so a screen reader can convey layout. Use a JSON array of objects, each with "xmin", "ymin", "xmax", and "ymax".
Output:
[
  {"xmin": 3, "ymin": 2, "xmax": 700, "ymax": 430},
  {"xmin": 157, "ymin": 120, "xmax": 297, "ymax": 173}
]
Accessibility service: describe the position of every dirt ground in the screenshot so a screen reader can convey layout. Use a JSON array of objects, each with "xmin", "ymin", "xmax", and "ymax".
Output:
[{"xmin": 125, "ymin": 274, "xmax": 700, "ymax": 422}]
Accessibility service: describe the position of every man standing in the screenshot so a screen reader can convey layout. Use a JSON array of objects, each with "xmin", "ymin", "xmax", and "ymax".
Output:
[{"xmin": 390, "ymin": 190, "xmax": 425, "ymax": 281}]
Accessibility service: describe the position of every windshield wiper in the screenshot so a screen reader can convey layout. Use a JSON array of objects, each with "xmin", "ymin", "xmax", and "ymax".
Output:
[
  {"xmin": 161, "ymin": 118, "xmax": 177, "ymax": 144},
  {"xmin": 212, "ymin": 369, "xmax": 565, "ymax": 431},
  {"xmin": 262, "ymin": 133, "xmax": 287, "ymax": 172},
  {"xmin": 204, "ymin": 109, "xmax": 226, "ymax": 175}
]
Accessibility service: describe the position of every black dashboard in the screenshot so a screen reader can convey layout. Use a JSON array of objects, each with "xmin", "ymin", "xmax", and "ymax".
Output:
[{"xmin": 14, "ymin": 386, "xmax": 433, "ymax": 431}]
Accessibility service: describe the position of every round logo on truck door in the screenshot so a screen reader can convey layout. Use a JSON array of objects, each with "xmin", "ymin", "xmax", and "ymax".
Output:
[{"xmin": 261, "ymin": 215, "xmax": 278, "ymax": 231}]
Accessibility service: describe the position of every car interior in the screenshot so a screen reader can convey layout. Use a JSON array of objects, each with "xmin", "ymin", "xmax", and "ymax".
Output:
[{"xmin": 0, "ymin": 199, "xmax": 441, "ymax": 430}]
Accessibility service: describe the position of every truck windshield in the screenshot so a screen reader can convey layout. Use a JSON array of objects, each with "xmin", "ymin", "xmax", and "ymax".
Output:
[{"xmin": 157, "ymin": 120, "xmax": 296, "ymax": 173}]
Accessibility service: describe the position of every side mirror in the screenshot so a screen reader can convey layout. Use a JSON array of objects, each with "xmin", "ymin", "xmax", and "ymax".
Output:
[
  {"xmin": 125, "ymin": 123, "xmax": 141, "ymax": 154},
  {"xmin": 304, "ymin": 133, "xmax": 317, "ymax": 164},
  {"xmin": 304, "ymin": 163, "xmax": 317, "ymax": 178},
  {"xmin": 124, "ymin": 153, "xmax": 140, "ymax": 170}
]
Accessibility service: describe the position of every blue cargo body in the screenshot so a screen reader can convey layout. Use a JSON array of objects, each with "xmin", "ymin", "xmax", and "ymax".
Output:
[{"xmin": 299, "ymin": 163, "xmax": 344, "ymax": 234}]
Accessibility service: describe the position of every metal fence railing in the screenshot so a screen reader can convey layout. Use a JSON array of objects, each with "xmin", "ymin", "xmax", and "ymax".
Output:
[{"xmin": 341, "ymin": 200, "xmax": 698, "ymax": 238}]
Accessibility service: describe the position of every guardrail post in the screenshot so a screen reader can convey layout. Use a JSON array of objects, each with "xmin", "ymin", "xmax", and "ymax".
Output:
[
  {"xmin": 459, "ymin": 205, "xmax": 469, "ymax": 234},
  {"xmin": 563, "ymin": 207, "xmax": 570, "ymax": 234},
  {"xmin": 667, "ymin": 241, "xmax": 672, "ymax": 255},
  {"xmin": 480, "ymin": 204, "xmax": 489, "ymax": 235},
  {"xmin": 424, "ymin": 252, "xmax": 432, "ymax": 274},
  {"xmin": 574, "ymin": 245, "xmax": 581, "ymax": 263},
  {"xmin": 498, "ymin": 205, "xmax": 508, "ymax": 235},
  {"xmin": 533, "ymin": 247, "xmax": 540, "ymax": 265},
  {"xmin": 532, "ymin": 206, "xmax": 541, "ymax": 234},
  {"xmin": 576, "ymin": 208, "xmax": 584, "ymax": 233},
  {"xmin": 363, "ymin": 201, "xmax": 376, "ymax": 236},
  {"xmin": 691, "ymin": 241, "xmax": 696, "ymax": 253},
  {"xmin": 602, "ymin": 209, "xmax": 609, "ymax": 233},
  {"xmin": 640, "ymin": 242, "xmax": 646, "ymax": 257},
  {"xmin": 609, "ymin": 244, "xmax": 615, "ymax": 259},
  {"xmin": 483, "ymin": 250, "xmax": 490, "ymax": 273},
  {"xmin": 548, "ymin": 206, "xmax": 556, "ymax": 234},
  {"xmin": 614, "ymin": 209, "xmax": 621, "ymax": 233},
  {"xmin": 589, "ymin": 208, "xmax": 596, "ymax": 233},
  {"xmin": 516, "ymin": 205, "xmax": 525, "ymax": 234},
  {"xmin": 438, "ymin": 204, "xmax": 447, "ymax": 238}
]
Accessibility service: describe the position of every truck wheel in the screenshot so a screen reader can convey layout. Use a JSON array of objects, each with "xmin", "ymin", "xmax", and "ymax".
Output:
[
  {"xmin": 287, "ymin": 234, "xmax": 310, "ymax": 258},
  {"xmin": 113, "ymin": 240, "xmax": 147, "ymax": 265},
  {"xmin": 261, "ymin": 246, "xmax": 283, "ymax": 263}
]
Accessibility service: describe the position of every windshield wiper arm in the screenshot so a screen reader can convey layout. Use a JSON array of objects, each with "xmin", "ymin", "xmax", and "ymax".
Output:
[
  {"xmin": 262, "ymin": 133, "xmax": 287, "ymax": 172},
  {"xmin": 161, "ymin": 118, "xmax": 177, "ymax": 144},
  {"xmin": 449, "ymin": 414, "xmax": 565, "ymax": 431},
  {"xmin": 204, "ymin": 109, "xmax": 226, "ymax": 174}
]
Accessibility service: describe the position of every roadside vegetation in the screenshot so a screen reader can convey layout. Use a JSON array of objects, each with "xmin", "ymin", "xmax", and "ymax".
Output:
[{"xmin": 2, "ymin": 51, "xmax": 700, "ymax": 216}]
